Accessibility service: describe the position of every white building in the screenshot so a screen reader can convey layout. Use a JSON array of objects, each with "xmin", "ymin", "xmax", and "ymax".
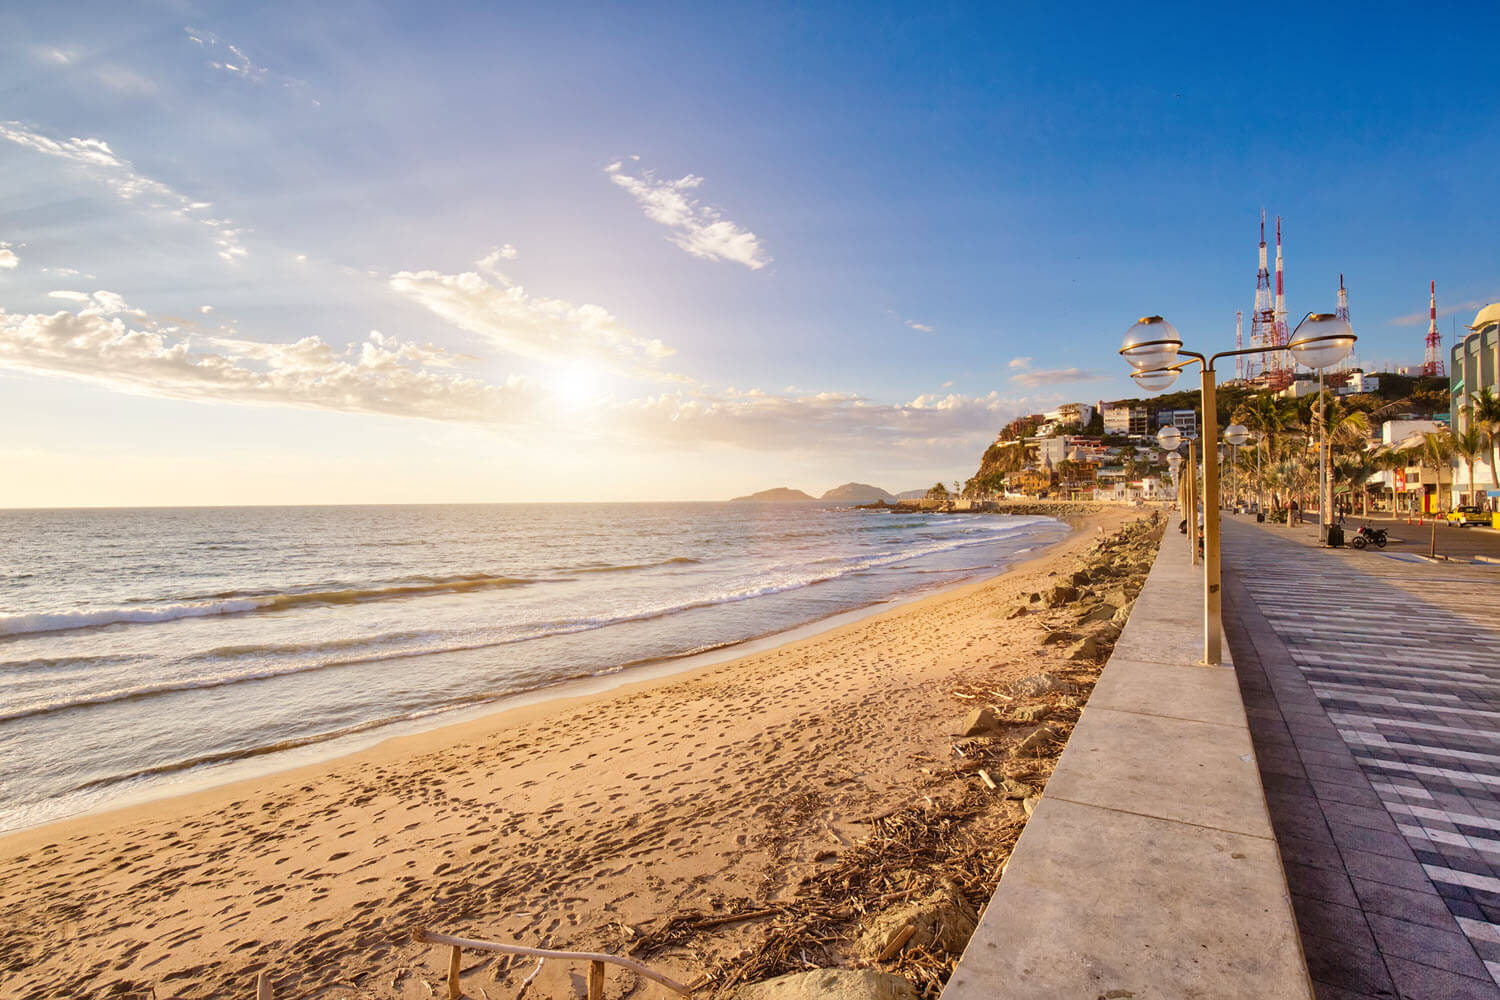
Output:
[{"xmin": 1042, "ymin": 403, "xmax": 1095, "ymax": 429}]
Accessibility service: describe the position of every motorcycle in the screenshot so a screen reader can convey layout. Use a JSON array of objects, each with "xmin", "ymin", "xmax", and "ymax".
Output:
[{"xmin": 1350, "ymin": 524, "xmax": 1388, "ymax": 549}]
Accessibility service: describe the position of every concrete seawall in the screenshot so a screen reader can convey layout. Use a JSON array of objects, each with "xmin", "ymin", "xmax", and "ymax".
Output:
[{"xmin": 942, "ymin": 526, "xmax": 1313, "ymax": 998}]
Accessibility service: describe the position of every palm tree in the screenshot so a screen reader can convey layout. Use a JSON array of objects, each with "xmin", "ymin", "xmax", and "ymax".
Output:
[
  {"xmin": 1452, "ymin": 422, "xmax": 1490, "ymax": 507},
  {"xmin": 1472, "ymin": 387, "xmax": 1500, "ymax": 492},
  {"xmin": 1372, "ymin": 446, "xmax": 1409, "ymax": 514},
  {"xmin": 1417, "ymin": 430, "xmax": 1457, "ymax": 515}
]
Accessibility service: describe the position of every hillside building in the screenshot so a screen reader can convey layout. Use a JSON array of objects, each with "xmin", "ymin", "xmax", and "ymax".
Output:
[{"xmin": 1449, "ymin": 303, "xmax": 1500, "ymax": 507}]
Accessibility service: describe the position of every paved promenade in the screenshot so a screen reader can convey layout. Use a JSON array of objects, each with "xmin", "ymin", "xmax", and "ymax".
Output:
[{"xmin": 1222, "ymin": 516, "xmax": 1500, "ymax": 999}]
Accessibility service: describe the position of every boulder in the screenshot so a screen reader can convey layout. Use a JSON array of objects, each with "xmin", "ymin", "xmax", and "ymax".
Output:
[
  {"xmin": 1078, "ymin": 603, "xmax": 1115, "ymax": 625},
  {"xmin": 1111, "ymin": 604, "xmax": 1132, "ymax": 626},
  {"xmin": 857, "ymin": 882, "xmax": 978, "ymax": 961},
  {"xmin": 1068, "ymin": 569, "xmax": 1091, "ymax": 586},
  {"xmin": 1004, "ymin": 604, "xmax": 1030, "ymax": 620},
  {"xmin": 1011, "ymin": 672, "xmax": 1067, "ymax": 698},
  {"xmin": 1044, "ymin": 584, "xmax": 1079, "ymax": 607},
  {"xmin": 735, "ymin": 969, "xmax": 918, "ymax": 1000},
  {"xmin": 1011, "ymin": 703, "xmax": 1051, "ymax": 724},
  {"xmin": 1041, "ymin": 629, "xmax": 1077, "ymax": 646},
  {"xmin": 1015, "ymin": 725, "xmax": 1056, "ymax": 754},
  {"xmin": 961, "ymin": 706, "xmax": 1003, "ymax": 737},
  {"xmin": 1101, "ymin": 588, "xmax": 1131, "ymax": 608},
  {"xmin": 1023, "ymin": 795, "xmax": 1042, "ymax": 816},
  {"xmin": 1066, "ymin": 635, "xmax": 1102, "ymax": 661}
]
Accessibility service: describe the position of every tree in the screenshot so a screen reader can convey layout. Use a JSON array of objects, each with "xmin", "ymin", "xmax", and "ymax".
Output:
[
  {"xmin": 1415, "ymin": 430, "xmax": 1457, "ymax": 514},
  {"xmin": 1452, "ymin": 421, "xmax": 1490, "ymax": 507},
  {"xmin": 925, "ymin": 482, "xmax": 950, "ymax": 501}
]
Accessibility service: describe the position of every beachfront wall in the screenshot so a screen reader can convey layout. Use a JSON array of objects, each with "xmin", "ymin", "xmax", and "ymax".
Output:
[{"xmin": 942, "ymin": 527, "xmax": 1311, "ymax": 1000}]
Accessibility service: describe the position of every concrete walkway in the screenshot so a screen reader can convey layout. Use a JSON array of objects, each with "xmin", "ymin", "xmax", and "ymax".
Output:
[{"xmin": 1222, "ymin": 516, "xmax": 1500, "ymax": 999}]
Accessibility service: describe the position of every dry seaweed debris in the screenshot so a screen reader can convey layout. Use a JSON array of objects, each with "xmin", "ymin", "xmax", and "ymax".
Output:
[
  {"xmin": 631, "ymin": 780, "xmax": 1023, "ymax": 999},
  {"xmin": 627, "ymin": 516, "xmax": 1161, "ymax": 1000}
]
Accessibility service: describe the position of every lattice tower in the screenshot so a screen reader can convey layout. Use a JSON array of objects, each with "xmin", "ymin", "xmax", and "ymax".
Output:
[
  {"xmin": 1422, "ymin": 280, "xmax": 1445, "ymax": 377},
  {"xmin": 1250, "ymin": 210, "xmax": 1277, "ymax": 384}
]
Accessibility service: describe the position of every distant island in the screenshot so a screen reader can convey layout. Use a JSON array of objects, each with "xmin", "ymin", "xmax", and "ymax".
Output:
[
  {"xmin": 729, "ymin": 483, "xmax": 903, "ymax": 503},
  {"xmin": 819, "ymin": 483, "xmax": 896, "ymax": 502},
  {"xmin": 729, "ymin": 487, "xmax": 817, "ymax": 502}
]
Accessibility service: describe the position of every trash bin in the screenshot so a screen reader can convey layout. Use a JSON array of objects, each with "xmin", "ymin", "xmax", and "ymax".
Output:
[{"xmin": 1327, "ymin": 525, "xmax": 1344, "ymax": 547}]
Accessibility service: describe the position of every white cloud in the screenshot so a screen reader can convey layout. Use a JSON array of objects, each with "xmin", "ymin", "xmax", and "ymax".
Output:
[
  {"xmin": 1391, "ymin": 297, "xmax": 1496, "ymax": 326},
  {"xmin": 605, "ymin": 163, "xmax": 770, "ymax": 270},
  {"xmin": 0, "ymin": 122, "xmax": 247, "ymax": 262},
  {"xmin": 0, "ymin": 248, "xmax": 17, "ymax": 270},
  {"xmin": 905, "ymin": 319, "xmax": 934, "ymax": 334},
  {"xmin": 0, "ymin": 299, "xmax": 541, "ymax": 424},
  {"xmin": 617, "ymin": 387, "xmax": 1032, "ymax": 451},
  {"xmin": 1008, "ymin": 367, "xmax": 1111, "ymax": 388},
  {"xmin": 1008, "ymin": 357, "xmax": 1032, "ymax": 370},
  {"xmin": 185, "ymin": 27, "xmax": 317, "ymax": 106},
  {"xmin": 389, "ymin": 261, "xmax": 677, "ymax": 376}
]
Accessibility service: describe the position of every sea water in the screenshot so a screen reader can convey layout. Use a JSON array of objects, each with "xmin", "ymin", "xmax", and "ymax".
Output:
[{"xmin": 0, "ymin": 502, "xmax": 1067, "ymax": 832}]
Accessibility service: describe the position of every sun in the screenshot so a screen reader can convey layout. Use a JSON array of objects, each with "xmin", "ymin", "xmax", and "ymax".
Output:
[{"xmin": 549, "ymin": 366, "xmax": 605, "ymax": 411}]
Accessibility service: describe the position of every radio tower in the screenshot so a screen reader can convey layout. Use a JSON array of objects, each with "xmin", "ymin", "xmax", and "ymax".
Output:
[
  {"xmin": 1335, "ymin": 274, "xmax": 1357, "ymax": 374},
  {"xmin": 1422, "ymin": 280, "xmax": 1445, "ymax": 377},
  {"xmin": 1251, "ymin": 211, "xmax": 1276, "ymax": 383},
  {"xmin": 1235, "ymin": 310, "xmax": 1244, "ymax": 380},
  {"xmin": 1267, "ymin": 216, "xmax": 1291, "ymax": 390}
]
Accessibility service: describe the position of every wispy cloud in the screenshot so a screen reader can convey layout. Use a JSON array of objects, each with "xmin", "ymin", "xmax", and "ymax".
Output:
[
  {"xmin": 0, "ymin": 122, "xmax": 248, "ymax": 262},
  {"xmin": 905, "ymin": 319, "xmax": 934, "ymax": 334},
  {"xmin": 389, "ymin": 258, "xmax": 678, "ymax": 377},
  {"xmin": 1008, "ymin": 367, "xmax": 1110, "ymax": 387},
  {"xmin": 31, "ymin": 45, "xmax": 158, "ymax": 95},
  {"xmin": 0, "ymin": 296, "xmax": 541, "ymax": 423},
  {"xmin": 0, "ymin": 291, "xmax": 1039, "ymax": 454},
  {"xmin": 605, "ymin": 162, "xmax": 770, "ymax": 270},
  {"xmin": 185, "ymin": 27, "xmax": 318, "ymax": 106},
  {"xmin": 1008, "ymin": 357, "xmax": 1032, "ymax": 370},
  {"xmin": 617, "ymin": 388, "xmax": 1030, "ymax": 451},
  {"xmin": 1391, "ymin": 298, "xmax": 1495, "ymax": 327}
]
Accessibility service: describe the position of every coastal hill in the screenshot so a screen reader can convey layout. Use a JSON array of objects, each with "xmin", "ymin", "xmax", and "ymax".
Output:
[
  {"xmin": 819, "ymin": 482, "xmax": 896, "ymax": 502},
  {"xmin": 729, "ymin": 487, "xmax": 817, "ymax": 502}
]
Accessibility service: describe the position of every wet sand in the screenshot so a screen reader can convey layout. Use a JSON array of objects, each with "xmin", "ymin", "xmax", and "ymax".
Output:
[{"xmin": 0, "ymin": 505, "xmax": 1138, "ymax": 999}]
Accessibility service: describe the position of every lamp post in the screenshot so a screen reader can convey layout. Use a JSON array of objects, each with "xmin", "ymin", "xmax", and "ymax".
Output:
[
  {"xmin": 1121, "ymin": 314, "xmax": 1355, "ymax": 665},
  {"xmin": 1224, "ymin": 423, "xmax": 1250, "ymax": 516},
  {"xmin": 1158, "ymin": 426, "xmax": 1193, "ymax": 562}
]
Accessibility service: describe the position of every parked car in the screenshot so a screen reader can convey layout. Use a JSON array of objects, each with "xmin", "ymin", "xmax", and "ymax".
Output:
[{"xmin": 1445, "ymin": 505, "xmax": 1493, "ymax": 527}]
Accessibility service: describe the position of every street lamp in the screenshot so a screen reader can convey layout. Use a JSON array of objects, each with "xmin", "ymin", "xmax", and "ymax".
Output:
[
  {"xmin": 1121, "ymin": 313, "xmax": 1354, "ymax": 665},
  {"xmin": 1289, "ymin": 313, "xmax": 1357, "ymax": 542},
  {"xmin": 1224, "ymin": 423, "xmax": 1250, "ymax": 515}
]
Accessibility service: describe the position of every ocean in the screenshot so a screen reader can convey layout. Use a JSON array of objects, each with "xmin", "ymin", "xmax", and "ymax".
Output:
[{"xmin": 0, "ymin": 502, "xmax": 1068, "ymax": 833}]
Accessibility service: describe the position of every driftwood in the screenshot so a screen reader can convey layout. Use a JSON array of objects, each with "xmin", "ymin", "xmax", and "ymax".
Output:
[
  {"xmin": 876, "ymin": 925, "xmax": 916, "ymax": 962},
  {"xmin": 412, "ymin": 927, "xmax": 692, "ymax": 996}
]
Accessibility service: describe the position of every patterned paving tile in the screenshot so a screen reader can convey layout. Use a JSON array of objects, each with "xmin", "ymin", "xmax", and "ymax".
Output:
[{"xmin": 1224, "ymin": 518, "xmax": 1500, "ymax": 996}]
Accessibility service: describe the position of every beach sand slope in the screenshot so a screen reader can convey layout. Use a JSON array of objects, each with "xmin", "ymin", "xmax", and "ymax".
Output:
[{"xmin": 0, "ymin": 506, "xmax": 1153, "ymax": 999}]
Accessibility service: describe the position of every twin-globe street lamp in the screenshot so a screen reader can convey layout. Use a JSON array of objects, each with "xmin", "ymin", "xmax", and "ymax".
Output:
[{"xmin": 1120, "ymin": 313, "xmax": 1355, "ymax": 665}]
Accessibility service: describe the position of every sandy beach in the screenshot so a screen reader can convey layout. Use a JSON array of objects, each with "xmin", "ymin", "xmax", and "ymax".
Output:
[{"xmin": 0, "ymin": 505, "xmax": 1154, "ymax": 1000}]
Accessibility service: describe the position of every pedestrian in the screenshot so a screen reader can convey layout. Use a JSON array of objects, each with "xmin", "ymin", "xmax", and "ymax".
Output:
[
  {"xmin": 1338, "ymin": 503, "xmax": 1346, "ymax": 527},
  {"xmin": 1290, "ymin": 498, "xmax": 1300, "ymax": 524}
]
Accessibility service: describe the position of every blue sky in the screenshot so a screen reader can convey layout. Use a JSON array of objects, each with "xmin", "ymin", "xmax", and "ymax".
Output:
[{"xmin": 2, "ymin": 1, "xmax": 1497, "ymax": 505}]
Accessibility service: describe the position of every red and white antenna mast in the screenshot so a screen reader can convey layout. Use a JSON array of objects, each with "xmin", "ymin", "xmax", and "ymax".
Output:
[
  {"xmin": 1335, "ymin": 274, "xmax": 1356, "ymax": 373},
  {"xmin": 1422, "ymin": 280, "xmax": 1445, "ymax": 377},
  {"xmin": 1235, "ymin": 310, "xmax": 1244, "ymax": 380},
  {"xmin": 1251, "ymin": 210, "xmax": 1276, "ymax": 383},
  {"xmin": 1267, "ymin": 216, "xmax": 1291, "ymax": 390}
]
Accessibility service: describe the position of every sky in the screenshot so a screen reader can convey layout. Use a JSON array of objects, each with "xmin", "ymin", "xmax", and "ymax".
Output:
[{"xmin": 1, "ymin": 1, "xmax": 1498, "ymax": 506}]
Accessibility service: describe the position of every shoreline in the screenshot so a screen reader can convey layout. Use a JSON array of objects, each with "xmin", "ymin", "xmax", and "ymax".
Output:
[
  {"xmin": 0, "ymin": 504, "xmax": 1134, "ymax": 1000},
  {"xmin": 1, "ymin": 511, "xmax": 1081, "ymax": 840}
]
